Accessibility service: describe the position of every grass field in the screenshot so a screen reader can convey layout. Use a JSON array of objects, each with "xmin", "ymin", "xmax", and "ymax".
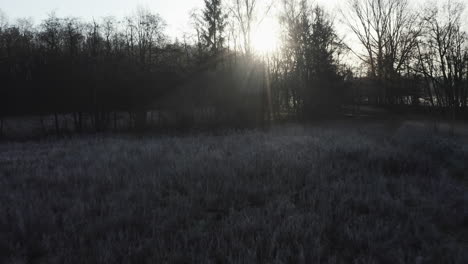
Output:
[{"xmin": 1, "ymin": 122, "xmax": 468, "ymax": 263}]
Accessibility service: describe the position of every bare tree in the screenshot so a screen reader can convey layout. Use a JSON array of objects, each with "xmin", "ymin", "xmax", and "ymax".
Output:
[
  {"xmin": 130, "ymin": 7, "xmax": 167, "ymax": 130},
  {"xmin": 40, "ymin": 12, "xmax": 62, "ymax": 55},
  {"xmin": 39, "ymin": 12, "xmax": 64, "ymax": 134},
  {"xmin": 189, "ymin": 8, "xmax": 205, "ymax": 59},
  {"xmin": 416, "ymin": 0, "xmax": 468, "ymax": 114},
  {"xmin": 124, "ymin": 16, "xmax": 137, "ymax": 58},
  {"xmin": 102, "ymin": 16, "xmax": 116, "ymax": 56},
  {"xmin": 230, "ymin": 0, "xmax": 274, "ymax": 56},
  {"xmin": 135, "ymin": 7, "xmax": 166, "ymax": 69},
  {"xmin": 0, "ymin": 9, "xmax": 6, "ymax": 136},
  {"xmin": 342, "ymin": 0, "xmax": 421, "ymax": 104},
  {"xmin": 0, "ymin": 9, "xmax": 7, "ymax": 31}
]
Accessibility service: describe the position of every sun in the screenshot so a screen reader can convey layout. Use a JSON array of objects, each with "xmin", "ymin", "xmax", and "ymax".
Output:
[{"xmin": 251, "ymin": 18, "xmax": 280, "ymax": 55}]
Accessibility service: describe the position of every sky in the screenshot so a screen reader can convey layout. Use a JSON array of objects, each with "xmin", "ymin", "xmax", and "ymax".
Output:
[
  {"xmin": 0, "ymin": 0, "xmax": 201, "ymax": 34},
  {"xmin": 1, "ymin": 0, "xmax": 464, "ymax": 65},
  {"xmin": 0, "ymin": 0, "xmax": 340, "ymax": 37}
]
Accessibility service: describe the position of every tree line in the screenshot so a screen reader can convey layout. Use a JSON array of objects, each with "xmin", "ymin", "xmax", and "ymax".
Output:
[
  {"xmin": 343, "ymin": 0, "xmax": 468, "ymax": 111},
  {"xmin": 0, "ymin": 0, "xmax": 467, "ymax": 136}
]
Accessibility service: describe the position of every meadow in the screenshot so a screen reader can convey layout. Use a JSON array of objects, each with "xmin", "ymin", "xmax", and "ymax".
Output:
[{"xmin": 1, "ymin": 121, "xmax": 467, "ymax": 263}]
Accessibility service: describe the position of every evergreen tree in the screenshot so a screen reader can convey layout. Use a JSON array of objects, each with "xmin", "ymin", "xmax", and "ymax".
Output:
[
  {"xmin": 281, "ymin": 1, "xmax": 344, "ymax": 118},
  {"xmin": 202, "ymin": 0, "xmax": 226, "ymax": 56}
]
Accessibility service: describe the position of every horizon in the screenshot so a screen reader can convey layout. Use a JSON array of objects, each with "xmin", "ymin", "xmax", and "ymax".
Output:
[
  {"xmin": 0, "ymin": 0, "xmax": 448, "ymax": 66},
  {"xmin": 0, "ymin": 0, "xmax": 342, "ymax": 39}
]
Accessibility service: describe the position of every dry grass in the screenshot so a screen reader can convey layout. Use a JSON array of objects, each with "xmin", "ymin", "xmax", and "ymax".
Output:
[{"xmin": 1, "ymin": 123, "xmax": 467, "ymax": 263}]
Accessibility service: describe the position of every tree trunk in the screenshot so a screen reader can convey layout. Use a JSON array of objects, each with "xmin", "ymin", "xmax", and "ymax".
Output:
[
  {"xmin": 54, "ymin": 113, "xmax": 60, "ymax": 136},
  {"xmin": 114, "ymin": 112, "xmax": 117, "ymax": 131},
  {"xmin": 135, "ymin": 110, "xmax": 147, "ymax": 132},
  {"xmin": 0, "ymin": 117, "xmax": 4, "ymax": 138},
  {"xmin": 73, "ymin": 112, "xmax": 79, "ymax": 133},
  {"xmin": 450, "ymin": 101, "xmax": 456, "ymax": 136},
  {"xmin": 39, "ymin": 115, "xmax": 46, "ymax": 134},
  {"xmin": 128, "ymin": 112, "xmax": 134, "ymax": 129},
  {"xmin": 78, "ymin": 112, "xmax": 83, "ymax": 133}
]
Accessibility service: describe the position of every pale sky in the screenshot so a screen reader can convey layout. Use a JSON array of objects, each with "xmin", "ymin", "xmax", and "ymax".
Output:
[
  {"xmin": 0, "ymin": 0, "xmax": 340, "ymax": 37},
  {"xmin": 1, "ymin": 0, "xmax": 464, "ymax": 65}
]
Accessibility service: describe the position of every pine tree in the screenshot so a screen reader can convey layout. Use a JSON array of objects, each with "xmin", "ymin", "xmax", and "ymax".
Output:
[
  {"xmin": 281, "ymin": 1, "xmax": 344, "ymax": 118},
  {"xmin": 202, "ymin": 0, "xmax": 226, "ymax": 56}
]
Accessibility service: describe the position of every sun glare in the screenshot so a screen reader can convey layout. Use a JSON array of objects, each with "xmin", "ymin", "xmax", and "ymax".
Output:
[{"xmin": 251, "ymin": 18, "xmax": 280, "ymax": 55}]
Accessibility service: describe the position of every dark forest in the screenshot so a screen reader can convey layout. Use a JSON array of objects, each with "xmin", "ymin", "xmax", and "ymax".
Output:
[{"xmin": 1, "ymin": 0, "xmax": 466, "ymax": 136}]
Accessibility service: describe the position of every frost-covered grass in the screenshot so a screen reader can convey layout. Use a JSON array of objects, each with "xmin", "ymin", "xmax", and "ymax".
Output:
[{"xmin": 1, "ymin": 123, "xmax": 468, "ymax": 263}]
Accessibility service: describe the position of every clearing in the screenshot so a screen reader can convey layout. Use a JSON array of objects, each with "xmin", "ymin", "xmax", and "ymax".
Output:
[{"xmin": 1, "ymin": 122, "xmax": 468, "ymax": 263}]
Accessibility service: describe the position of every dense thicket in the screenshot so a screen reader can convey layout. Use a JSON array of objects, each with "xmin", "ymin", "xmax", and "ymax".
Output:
[{"xmin": 0, "ymin": 0, "xmax": 467, "ymax": 136}]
